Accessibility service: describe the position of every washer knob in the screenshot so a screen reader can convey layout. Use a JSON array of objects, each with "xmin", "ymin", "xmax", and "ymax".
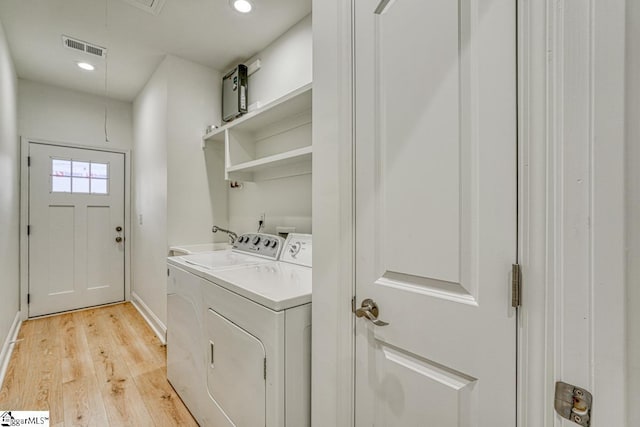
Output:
[
  {"xmin": 263, "ymin": 239, "xmax": 271, "ymax": 246},
  {"xmin": 271, "ymin": 240, "xmax": 278, "ymax": 248},
  {"xmin": 252, "ymin": 236, "xmax": 261, "ymax": 245}
]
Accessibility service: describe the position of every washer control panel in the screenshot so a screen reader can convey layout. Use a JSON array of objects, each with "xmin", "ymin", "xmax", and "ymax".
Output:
[{"xmin": 232, "ymin": 233, "xmax": 284, "ymax": 260}]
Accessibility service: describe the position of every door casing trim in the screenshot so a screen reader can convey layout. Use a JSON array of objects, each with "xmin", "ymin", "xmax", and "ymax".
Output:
[
  {"xmin": 310, "ymin": 1, "xmax": 355, "ymax": 424},
  {"xmin": 517, "ymin": 0, "xmax": 627, "ymax": 425}
]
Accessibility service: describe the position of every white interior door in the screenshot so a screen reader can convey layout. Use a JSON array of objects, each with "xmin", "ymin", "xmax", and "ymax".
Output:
[
  {"xmin": 354, "ymin": 0, "xmax": 517, "ymax": 425},
  {"xmin": 28, "ymin": 142, "xmax": 125, "ymax": 317}
]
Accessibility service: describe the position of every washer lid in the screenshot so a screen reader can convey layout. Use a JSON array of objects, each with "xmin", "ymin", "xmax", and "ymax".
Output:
[
  {"xmin": 210, "ymin": 262, "xmax": 311, "ymax": 311},
  {"xmin": 172, "ymin": 250, "xmax": 272, "ymax": 271}
]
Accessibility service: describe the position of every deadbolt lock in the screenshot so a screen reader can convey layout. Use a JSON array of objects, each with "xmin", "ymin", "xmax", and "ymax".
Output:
[
  {"xmin": 115, "ymin": 236, "xmax": 123, "ymax": 243},
  {"xmin": 116, "ymin": 226, "xmax": 123, "ymax": 232}
]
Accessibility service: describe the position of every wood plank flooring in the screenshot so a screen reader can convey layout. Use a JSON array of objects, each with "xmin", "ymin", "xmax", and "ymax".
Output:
[{"xmin": 0, "ymin": 303, "xmax": 198, "ymax": 427}]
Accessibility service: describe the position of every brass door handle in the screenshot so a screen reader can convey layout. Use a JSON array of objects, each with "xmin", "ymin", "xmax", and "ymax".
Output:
[
  {"xmin": 115, "ymin": 236, "xmax": 123, "ymax": 243},
  {"xmin": 355, "ymin": 298, "xmax": 389, "ymax": 326}
]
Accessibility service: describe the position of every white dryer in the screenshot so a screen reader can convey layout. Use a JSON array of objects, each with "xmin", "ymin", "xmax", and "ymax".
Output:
[{"xmin": 167, "ymin": 233, "xmax": 312, "ymax": 427}]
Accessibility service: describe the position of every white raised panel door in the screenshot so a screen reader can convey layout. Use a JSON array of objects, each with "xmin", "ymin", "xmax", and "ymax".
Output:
[
  {"xmin": 29, "ymin": 143, "xmax": 125, "ymax": 317},
  {"xmin": 354, "ymin": 0, "xmax": 517, "ymax": 426}
]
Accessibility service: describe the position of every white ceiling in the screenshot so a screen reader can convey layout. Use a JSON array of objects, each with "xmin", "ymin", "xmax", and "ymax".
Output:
[{"xmin": 0, "ymin": 0, "xmax": 311, "ymax": 101}]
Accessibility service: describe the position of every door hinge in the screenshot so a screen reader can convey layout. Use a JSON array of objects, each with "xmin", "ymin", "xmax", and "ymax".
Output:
[
  {"xmin": 27, "ymin": 225, "xmax": 31, "ymax": 236},
  {"xmin": 27, "ymin": 156, "xmax": 31, "ymax": 167},
  {"xmin": 27, "ymin": 293, "xmax": 30, "ymax": 304},
  {"xmin": 167, "ymin": 268, "xmax": 170, "ymax": 277},
  {"xmin": 263, "ymin": 357, "xmax": 267, "ymax": 380},
  {"xmin": 351, "ymin": 296, "xmax": 356, "ymax": 313},
  {"xmin": 511, "ymin": 263, "xmax": 521, "ymax": 307}
]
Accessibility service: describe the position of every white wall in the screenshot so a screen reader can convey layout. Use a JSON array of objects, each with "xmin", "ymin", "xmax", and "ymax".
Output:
[
  {"xmin": 132, "ymin": 55, "xmax": 225, "ymax": 330},
  {"xmin": 17, "ymin": 79, "xmax": 134, "ymax": 326},
  {"xmin": 132, "ymin": 59, "xmax": 168, "ymax": 330},
  {"xmin": 228, "ymin": 174, "xmax": 312, "ymax": 235},
  {"xmin": 227, "ymin": 14, "xmax": 313, "ymax": 236},
  {"xmin": 166, "ymin": 56, "xmax": 226, "ymax": 247},
  {"xmin": 0, "ymin": 17, "xmax": 19, "ymax": 351},
  {"xmin": 18, "ymin": 79, "xmax": 133, "ymax": 150},
  {"xmin": 627, "ymin": 0, "xmax": 640, "ymax": 424},
  {"xmin": 245, "ymin": 14, "xmax": 312, "ymax": 109}
]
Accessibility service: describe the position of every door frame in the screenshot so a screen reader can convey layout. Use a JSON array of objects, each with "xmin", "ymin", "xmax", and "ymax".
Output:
[
  {"xmin": 311, "ymin": 1, "xmax": 355, "ymax": 424},
  {"xmin": 311, "ymin": 0, "xmax": 627, "ymax": 426},
  {"xmin": 517, "ymin": 0, "xmax": 626, "ymax": 425},
  {"xmin": 19, "ymin": 137, "xmax": 132, "ymax": 320}
]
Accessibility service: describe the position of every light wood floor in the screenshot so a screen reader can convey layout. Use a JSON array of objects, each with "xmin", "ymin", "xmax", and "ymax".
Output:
[{"xmin": 0, "ymin": 302, "xmax": 198, "ymax": 427}]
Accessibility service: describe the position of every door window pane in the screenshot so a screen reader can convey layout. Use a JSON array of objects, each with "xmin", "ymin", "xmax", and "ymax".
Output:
[
  {"xmin": 52, "ymin": 159, "xmax": 71, "ymax": 177},
  {"xmin": 91, "ymin": 162, "xmax": 108, "ymax": 179},
  {"xmin": 51, "ymin": 158, "xmax": 111, "ymax": 194},
  {"xmin": 72, "ymin": 177, "xmax": 90, "ymax": 193},
  {"xmin": 52, "ymin": 176, "xmax": 71, "ymax": 192},
  {"xmin": 91, "ymin": 178, "xmax": 108, "ymax": 194},
  {"xmin": 72, "ymin": 161, "xmax": 90, "ymax": 177}
]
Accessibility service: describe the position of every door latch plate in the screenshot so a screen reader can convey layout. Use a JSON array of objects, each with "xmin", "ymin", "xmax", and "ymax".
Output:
[{"xmin": 554, "ymin": 381, "xmax": 592, "ymax": 426}]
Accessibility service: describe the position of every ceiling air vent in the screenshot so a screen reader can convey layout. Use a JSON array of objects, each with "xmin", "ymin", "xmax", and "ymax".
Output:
[
  {"xmin": 118, "ymin": 0, "xmax": 167, "ymax": 15},
  {"xmin": 62, "ymin": 36, "xmax": 107, "ymax": 58}
]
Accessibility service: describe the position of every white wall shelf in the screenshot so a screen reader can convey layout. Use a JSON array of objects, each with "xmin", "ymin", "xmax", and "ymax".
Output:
[
  {"xmin": 226, "ymin": 146, "xmax": 312, "ymax": 181},
  {"xmin": 203, "ymin": 84, "xmax": 312, "ymax": 181}
]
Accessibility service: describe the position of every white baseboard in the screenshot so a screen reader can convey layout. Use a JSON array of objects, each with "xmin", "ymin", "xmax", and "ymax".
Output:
[
  {"xmin": 130, "ymin": 292, "xmax": 167, "ymax": 345},
  {"xmin": 0, "ymin": 312, "xmax": 22, "ymax": 388}
]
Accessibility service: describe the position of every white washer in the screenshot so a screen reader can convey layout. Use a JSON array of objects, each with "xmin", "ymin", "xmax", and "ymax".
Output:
[{"xmin": 167, "ymin": 233, "xmax": 312, "ymax": 427}]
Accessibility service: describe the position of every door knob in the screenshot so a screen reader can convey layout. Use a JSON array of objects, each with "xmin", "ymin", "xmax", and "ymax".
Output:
[
  {"xmin": 115, "ymin": 236, "xmax": 123, "ymax": 243},
  {"xmin": 355, "ymin": 298, "xmax": 389, "ymax": 326}
]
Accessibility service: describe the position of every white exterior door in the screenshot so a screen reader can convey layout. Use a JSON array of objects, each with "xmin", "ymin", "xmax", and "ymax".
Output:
[
  {"xmin": 28, "ymin": 142, "xmax": 125, "ymax": 317},
  {"xmin": 354, "ymin": 0, "xmax": 517, "ymax": 425}
]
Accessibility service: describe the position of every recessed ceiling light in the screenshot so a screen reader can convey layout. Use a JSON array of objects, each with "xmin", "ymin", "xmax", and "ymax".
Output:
[
  {"xmin": 231, "ymin": 0, "xmax": 252, "ymax": 13},
  {"xmin": 77, "ymin": 62, "xmax": 95, "ymax": 71}
]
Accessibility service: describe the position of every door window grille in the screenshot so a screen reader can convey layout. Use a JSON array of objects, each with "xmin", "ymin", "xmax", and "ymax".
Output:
[{"xmin": 51, "ymin": 158, "xmax": 109, "ymax": 194}]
